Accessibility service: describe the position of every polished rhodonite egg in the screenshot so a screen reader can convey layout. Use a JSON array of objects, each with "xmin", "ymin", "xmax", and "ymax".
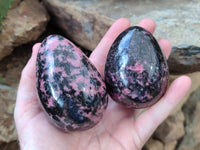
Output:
[
  {"xmin": 36, "ymin": 35, "xmax": 108, "ymax": 131},
  {"xmin": 104, "ymin": 26, "xmax": 168, "ymax": 109}
]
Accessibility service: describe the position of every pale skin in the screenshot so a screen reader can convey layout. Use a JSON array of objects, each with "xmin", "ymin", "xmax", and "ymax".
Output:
[{"xmin": 14, "ymin": 18, "xmax": 191, "ymax": 150}]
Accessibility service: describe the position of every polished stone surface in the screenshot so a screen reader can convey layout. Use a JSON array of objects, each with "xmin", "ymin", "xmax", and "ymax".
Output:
[
  {"xmin": 105, "ymin": 26, "xmax": 168, "ymax": 108},
  {"xmin": 36, "ymin": 35, "xmax": 108, "ymax": 131}
]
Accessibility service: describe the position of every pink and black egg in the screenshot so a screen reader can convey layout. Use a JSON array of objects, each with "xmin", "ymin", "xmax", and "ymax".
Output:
[
  {"xmin": 105, "ymin": 26, "xmax": 168, "ymax": 109},
  {"xmin": 36, "ymin": 35, "xmax": 108, "ymax": 131}
]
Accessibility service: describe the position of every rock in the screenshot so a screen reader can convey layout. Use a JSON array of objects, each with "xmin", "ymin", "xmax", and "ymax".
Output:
[
  {"xmin": 0, "ymin": 84, "xmax": 17, "ymax": 142},
  {"xmin": 0, "ymin": 38, "xmax": 37, "ymax": 146},
  {"xmin": 0, "ymin": 141, "xmax": 19, "ymax": 150},
  {"xmin": 10, "ymin": 0, "xmax": 21, "ymax": 9},
  {"xmin": 178, "ymin": 143, "xmax": 200, "ymax": 150},
  {"xmin": 164, "ymin": 141, "xmax": 177, "ymax": 150},
  {"xmin": 130, "ymin": 3, "xmax": 200, "ymax": 51},
  {"xmin": 192, "ymin": 143, "xmax": 200, "ymax": 150},
  {"xmin": 169, "ymin": 72, "xmax": 200, "ymax": 114},
  {"xmin": 154, "ymin": 110, "xmax": 185, "ymax": 143},
  {"xmin": 168, "ymin": 46, "xmax": 200, "ymax": 74},
  {"xmin": 0, "ymin": 0, "xmax": 49, "ymax": 60},
  {"xmin": 143, "ymin": 138, "xmax": 164, "ymax": 150},
  {"xmin": 43, "ymin": 0, "xmax": 112, "ymax": 51},
  {"xmin": 177, "ymin": 87, "xmax": 200, "ymax": 150},
  {"xmin": 43, "ymin": 0, "xmax": 200, "ymax": 74}
]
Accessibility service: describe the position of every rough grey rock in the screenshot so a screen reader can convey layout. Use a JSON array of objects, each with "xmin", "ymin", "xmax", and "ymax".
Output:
[
  {"xmin": 154, "ymin": 110, "xmax": 185, "ymax": 143},
  {"xmin": 0, "ymin": 84, "xmax": 17, "ymax": 143},
  {"xmin": 0, "ymin": 141, "xmax": 19, "ymax": 150},
  {"xmin": 177, "ymin": 87, "xmax": 200, "ymax": 150},
  {"xmin": 11, "ymin": 0, "xmax": 21, "ymax": 9},
  {"xmin": 43, "ymin": 0, "xmax": 113, "ymax": 51},
  {"xmin": 130, "ymin": 3, "xmax": 200, "ymax": 49},
  {"xmin": 0, "ymin": 38, "xmax": 35, "ymax": 149},
  {"xmin": 169, "ymin": 72, "xmax": 200, "ymax": 114},
  {"xmin": 163, "ymin": 141, "xmax": 177, "ymax": 150},
  {"xmin": 0, "ymin": 0, "xmax": 49, "ymax": 60},
  {"xmin": 143, "ymin": 138, "xmax": 164, "ymax": 150},
  {"xmin": 168, "ymin": 46, "xmax": 200, "ymax": 74},
  {"xmin": 43, "ymin": 0, "xmax": 200, "ymax": 74}
]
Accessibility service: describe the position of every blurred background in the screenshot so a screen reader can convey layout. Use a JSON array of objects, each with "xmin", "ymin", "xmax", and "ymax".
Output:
[{"xmin": 0, "ymin": 0, "xmax": 199, "ymax": 149}]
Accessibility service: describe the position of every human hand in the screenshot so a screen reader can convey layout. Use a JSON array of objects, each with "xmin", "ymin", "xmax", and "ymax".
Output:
[{"xmin": 14, "ymin": 18, "xmax": 191, "ymax": 150}]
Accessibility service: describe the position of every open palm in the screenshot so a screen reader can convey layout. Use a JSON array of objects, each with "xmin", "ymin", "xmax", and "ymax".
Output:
[{"xmin": 14, "ymin": 18, "xmax": 191, "ymax": 150}]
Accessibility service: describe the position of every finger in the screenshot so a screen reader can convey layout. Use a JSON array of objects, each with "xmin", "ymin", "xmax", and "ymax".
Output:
[
  {"xmin": 158, "ymin": 39, "xmax": 171, "ymax": 59},
  {"xmin": 22, "ymin": 43, "xmax": 40, "ymax": 79},
  {"xmin": 134, "ymin": 75, "xmax": 191, "ymax": 147},
  {"xmin": 139, "ymin": 19, "xmax": 171, "ymax": 59},
  {"xmin": 14, "ymin": 43, "xmax": 41, "ymax": 122},
  {"xmin": 138, "ymin": 18, "xmax": 156, "ymax": 34},
  {"xmin": 89, "ymin": 18, "xmax": 131, "ymax": 77}
]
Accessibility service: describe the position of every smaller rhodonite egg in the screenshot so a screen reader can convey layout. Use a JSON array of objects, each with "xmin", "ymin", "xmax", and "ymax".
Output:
[
  {"xmin": 104, "ymin": 26, "xmax": 168, "ymax": 109},
  {"xmin": 36, "ymin": 35, "xmax": 108, "ymax": 131}
]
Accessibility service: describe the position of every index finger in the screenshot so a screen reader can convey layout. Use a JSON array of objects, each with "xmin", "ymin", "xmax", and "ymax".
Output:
[{"xmin": 89, "ymin": 18, "xmax": 131, "ymax": 78}]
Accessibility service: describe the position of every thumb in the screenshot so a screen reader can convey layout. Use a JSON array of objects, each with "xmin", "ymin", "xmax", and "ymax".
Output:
[{"xmin": 14, "ymin": 43, "xmax": 41, "ymax": 125}]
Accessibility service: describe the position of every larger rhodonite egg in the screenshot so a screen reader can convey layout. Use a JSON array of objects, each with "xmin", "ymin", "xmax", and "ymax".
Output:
[
  {"xmin": 36, "ymin": 35, "xmax": 108, "ymax": 131},
  {"xmin": 104, "ymin": 26, "xmax": 168, "ymax": 109}
]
